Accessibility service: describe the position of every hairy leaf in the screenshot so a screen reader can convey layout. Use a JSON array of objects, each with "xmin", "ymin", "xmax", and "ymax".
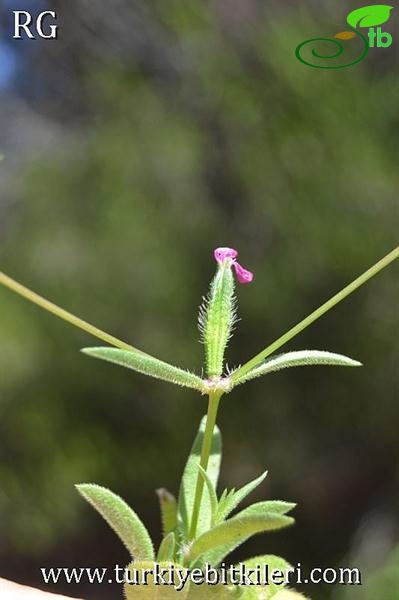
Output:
[
  {"xmin": 234, "ymin": 350, "xmax": 361, "ymax": 385},
  {"xmin": 199, "ymin": 504, "xmax": 295, "ymax": 566},
  {"xmin": 216, "ymin": 471, "xmax": 268, "ymax": 523},
  {"xmin": 186, "ymin": 513, "xmax": 294, "ymax": 564},
  {"xmin": 156, "ymin": 488, "xmax": 178, "ymax": 537},
  {"xmin": 157, "ymin": 533, "xmax": 176, "ymax": 562},
  {"xmin": 273, "ymin": 592, "xmax": 309, "ymax": 599},
  {"xmin": 82, "ymin": 347, "xmax": 204, "ymax": 391},
  {"xmin": 237, "ymin": 555, "xmax": 292, "ymax": 599},
  {"xmin": 126, "ymin": 560, "xmax": 238, "ymax": 599},
  {"xmin": 236, "ymin": 501, "xmax": 296, "ymax": 519},
  {"xmin": 124, "ymin": 561, "xmax": 189, "ymax": 599},
  {"xmin": 76, "ymin": 484, "xmax": 154, "ymax": 560},
  {"xmin": 178, "ymin": 417, "xmax": 222, "ymax": 539},
  {"xmin": 187, "ymin": 583, "xmax": 237, "ymax": 599}
]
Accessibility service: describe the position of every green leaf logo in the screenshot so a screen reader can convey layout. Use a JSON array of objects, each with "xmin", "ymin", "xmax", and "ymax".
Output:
[{"xmin": 347, "ymin": 5, "xmax": 393, "ymax": 28}]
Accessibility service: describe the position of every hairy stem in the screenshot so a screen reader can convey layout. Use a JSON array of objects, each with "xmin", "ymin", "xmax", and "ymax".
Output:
[
  {"xmin": 232, "ymin": 246, "xmax": 399, "ymax": 382},
  {"xmin": 189, "ymin": 391, "xmax": 222, "ymax": 540},
  {"xmin": 0, "ymin": 271, "xmax": 144, "ymax": 353}
]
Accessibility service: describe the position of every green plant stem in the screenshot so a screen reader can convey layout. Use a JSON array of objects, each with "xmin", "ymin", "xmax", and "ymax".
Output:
[
  {"xmin": 189, "ymin": 391, "xmax": 222, "ymax": 540},
  {"xmin": 0, "ymin": 271, "xmax": 145, "ymax": 354},
  {"xmin": 232, "ymin": 246, "xmax": 399, "ymax": 383}
]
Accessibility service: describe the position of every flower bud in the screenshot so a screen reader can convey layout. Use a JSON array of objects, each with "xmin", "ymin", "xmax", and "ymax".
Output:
[{"xmin": 199, "ymin": 247, "xmax": 253, "ymax": 378}]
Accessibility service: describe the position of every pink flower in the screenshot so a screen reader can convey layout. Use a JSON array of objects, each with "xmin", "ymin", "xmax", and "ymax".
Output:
[{"xmin": 214, "ymin": 247, "xmax": 254, "ymax": 284}]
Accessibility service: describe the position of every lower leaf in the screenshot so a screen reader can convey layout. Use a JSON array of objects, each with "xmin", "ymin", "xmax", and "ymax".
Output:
[
  {"xmin": 76, "ymin": 484, "xmax": 154, "ymax": 561},
  {"xmin": 124, "ymin": 561, "xmax": 189, "ymax": 600},
  {"xmin": 186, "ymin": 513, "xmax": 294, "ymax": 564},
  {"xmin": 237, "ymin": 555, "xmax": 292, "ymax": 599}
]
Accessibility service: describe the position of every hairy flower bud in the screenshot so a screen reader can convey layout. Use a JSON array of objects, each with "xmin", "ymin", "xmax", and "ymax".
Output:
[{"xmin": 199, "ymin": 247, "xmax": 253, "ymax": 378}]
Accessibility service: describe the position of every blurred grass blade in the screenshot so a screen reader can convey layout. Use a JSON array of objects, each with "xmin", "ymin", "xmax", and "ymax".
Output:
[
  {"xmin": 234, "ymin": 350, "xmax": 361, "ymax": 385},
  {"xmin": 156, "ymin": 488, "xmax": 178, "ymax": 537},
  {"xmin": 81, "ymin": 347, "xmax": 204, "ymax": 391},
  {"xmin": 157, "ymin": 532, "xmax": 176, "ymax": 561},
  {"xmin": 76, "ymin": 484, "xmax": 154, "ymax": 560},
  {"xmin": 215, "ymin": 471, "xmax": 268, "ymax": 523},
  {"xmin": 177, "ymin": 416, "xmax": 222, "ymax": 539},
  {"xmin": 187, "ymin": 513, "xmax": 293, "ymax": 564},
  {"xmin": 231, "ymin": 247, "xmax": 399, "ymax": 383},
  {"xmin": 0, "ymin": 271, "xmax": 141, "ymax": 352}
]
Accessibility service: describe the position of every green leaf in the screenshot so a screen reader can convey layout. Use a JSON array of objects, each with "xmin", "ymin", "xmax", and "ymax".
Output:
[
  {"xmin": 198, "ymin": 502, "xmax": 295, "ymax": 567},
  {"xmin": 234, "ymin": 350, "xmax": 361, "ymax": 386},
  {"xmin": 187, "ymin": 583, "xmax": 238, "ymax": 599},
  {"xmin": 347, "ymin": 5, "xmax": 393, "ymax": 28},
  {"xmin": 177, "ymin": 416, "xmax": 222, "ymax": 539},
  {"xmin": 198, "ymin": 466, "xmax": 218, "ymax": 526},
  {"xmin": 186, "ymin": 513, "xmax": 294, "ymax": 564},
  {"xmin": 81, "ymin": 347, "xmax": 204, "ymax": 392},
  {"xmin": 215, "ymin": 471, "xmax": 268, "ymax": 523},
  {"xmin": 237, "ymin": 555, "xmax": 292, "ymax": 599},
  {"xmin": 157, "ymin": 533, "xmax": 176, "ymax": 562},
  {"xmin": 125, "ymin": 561, "xmax": 237, "ymax": 599},
  {"xmin": 76, "ymin": 484, "xmax": 154, "ymax": 560},
  {"xmin": 124, "ymin": 561, "xmax": 189, "ymax": 599},
  {"xmin": 156, "ymin": 488, "xmax": 178, "ymax": 537},
  {"xmin": 273, "ymin": 592, "xmax": 309, "ymax": 599},
  {"xmin": 235, "ymin": 501, "xmax": 296, "ymax": 519}
]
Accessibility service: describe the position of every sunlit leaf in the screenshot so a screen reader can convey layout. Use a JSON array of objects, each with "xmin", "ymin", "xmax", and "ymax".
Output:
[
  {"xmin": 186, "ymin": 513, "xmax": 293, "ymax": 564},
  {"xmin": 157, "ymin": 533, "xmax": 176, "ymax": 561},
  {"xmin": 82, "ymin": 347, "xmax": 204, "ymax": 391},
  {"xmin": 273, "ymin": 592, "xmax": 309, "ymax": 599},
  {"xmin": 76, "ymin": 484, "xmax": 154, "ymax": 560},
  {"xmin": 125, "ymin": 562, "xmax": 237, "ymax": 598},
  {"xmin": 233, "ymin": 350, "xmax": 361, "ymax": 386},
  {"xmin": 235, "ymin": 501, "xmax": 296, "ymax": 519},
  {"xmin": 187, "ymin": 583, "xmax": 237, "ymax": 598},
  {"xmin": 215, "ymin": 471, "xmax": 268, "ymax": 523},
  {"xmin": 156, "ymin": 488, "xmax": 178, "ymax": 537},
  {"xmin": 124, "ymin": 561, "xmax": 189, "ymax": 599},
  {"xmin": 237, "ymin": 555, "xmax": 292, "ymax": 599}
]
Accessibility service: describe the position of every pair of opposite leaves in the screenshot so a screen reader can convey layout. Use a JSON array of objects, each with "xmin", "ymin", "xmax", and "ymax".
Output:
[{"xmin": 336, "ymin": 5, "xmax": 393, "ymax": 40}]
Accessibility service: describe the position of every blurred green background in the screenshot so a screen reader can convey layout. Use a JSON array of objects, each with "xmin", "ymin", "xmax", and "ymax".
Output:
[{"xmin": 0, "ymin": 1, "xmax": 398, "ymax": 599}]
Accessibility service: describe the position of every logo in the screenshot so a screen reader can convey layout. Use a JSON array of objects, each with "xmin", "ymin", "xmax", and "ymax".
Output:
[
  {"xmin": 13, "ymin": 10, "xmax": 58, "ymax": 40},
  {"xmin": 296, "ymin": 4, "xmax": 393, "ymax": 68}
]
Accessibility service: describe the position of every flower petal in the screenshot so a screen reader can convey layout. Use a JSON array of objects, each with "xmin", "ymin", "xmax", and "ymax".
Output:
[
  {"xmin": 214, "ymin": 247, "xmax": 238, "ymax": 263},
  {"xmin": 233, "ymin": 261, "xmax": 254, "ymax": 284}
]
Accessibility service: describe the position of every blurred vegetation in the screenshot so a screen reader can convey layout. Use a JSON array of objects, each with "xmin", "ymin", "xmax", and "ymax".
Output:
[{"xmin": 0, "ymin": 1, "xmax": 398, "ymax": 599}]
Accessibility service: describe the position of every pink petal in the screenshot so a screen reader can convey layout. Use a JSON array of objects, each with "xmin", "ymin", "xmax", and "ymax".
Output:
[
  {"xmin": 233, "ymin": 261, "xmax": 254, "ymax": 284},
  {"xmin": 214, "ymin": 247, "xmax": 238, "ymax": 263}
]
